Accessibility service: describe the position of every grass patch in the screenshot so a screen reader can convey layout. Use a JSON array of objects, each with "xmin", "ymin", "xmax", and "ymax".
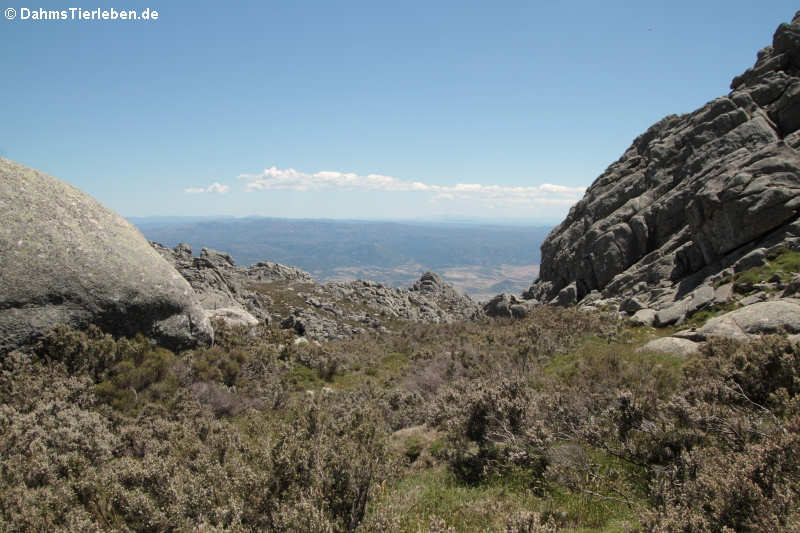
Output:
[
  {"xmin": 734, "ymin": 247, "xmax": 800, "ymax": 294},
  {"xmin": 542, "ymin": 334, "xmax": 685, "ymax": 397},
  {"xmin": 366, "ymin": 466, "xmax": 542, "ymax": 533},
  {"xmin": 248, "ymin": 280, "xmax": 316, "ymax": 315},
  {"xmin": 287, "ymin": 363, "xmax": 324, "ymax": 390}
]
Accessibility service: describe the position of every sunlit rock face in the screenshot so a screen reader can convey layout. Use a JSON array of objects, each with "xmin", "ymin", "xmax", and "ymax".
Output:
[
  {"xmin": 0, "ymin": 158, "xmax": 212, "ymax": 352},
  {"xmin": 527, "ymin": 12, "xmax": 800, "ymax": 310}
]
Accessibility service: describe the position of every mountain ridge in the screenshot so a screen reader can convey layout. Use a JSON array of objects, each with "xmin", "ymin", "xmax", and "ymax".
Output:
[{"xmin": 525, "ymin": 11, "xmax": 800, "ymax": 322}]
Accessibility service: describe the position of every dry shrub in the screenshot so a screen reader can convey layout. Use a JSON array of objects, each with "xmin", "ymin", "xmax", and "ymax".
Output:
[
  {"xmin": 642, "ymin": 412, "xmax": 800, "ymax": 532},
  {"xmin": 191, "ymin": 381, "xmax": 253, "ymax": 418},
  {"xmin": 1, "ymin": 326, "xmax": 390, "ymax": 532},
  {"xmin": 432, "ymin": 378, "xmax": 554, "ymax": 487},
  {"xmin": 634, "ymin": 337, "xmax": 800, "ymax": 532},
  {"xmin": 503, "ymin": 511, "xmax": 559, "ymax": 533}
]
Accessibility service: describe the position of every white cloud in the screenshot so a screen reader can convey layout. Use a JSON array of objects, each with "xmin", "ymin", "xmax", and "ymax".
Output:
[
  {"xmin": 184, "ymin": 182, "xmax": 230, "ymax": 194},
  {"xmin": 237, "ymin": 166, "xmax": 586, "ymax": 208},
  {"xmin": 207, "ymin": 182, "xmax": 230, "ymax": 194}
]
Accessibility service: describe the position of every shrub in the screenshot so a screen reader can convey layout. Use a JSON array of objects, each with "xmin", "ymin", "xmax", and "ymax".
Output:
[{"xmin": 94, "ymin": 342, "xmax": 179, "ymax": 412}]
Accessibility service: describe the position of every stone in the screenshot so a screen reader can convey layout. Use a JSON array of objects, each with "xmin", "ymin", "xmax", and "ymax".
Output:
[
  {"xmin": 629, "ymin": 308, "xmax": 657, "ymax": 326},
  {"xmin": 654, "ymin": 284, "xmax": 714, "ymax": 327},
  {"xmin": 739, "ymin": 292, "xmax": 768, "ymax": 306},
  {"xmin": 524, "ymin": 14, "xmax": 800, "ymax": 310},
  {"xmin": 152, "ymin": 241, "xmax": 316, "ymax": 325},
  {"xmin": 733, "ymin": 248, "xmax": 767, "ymax": 273},
  {"xmin": 620, "ymin": 296, "xmax": 645, "ymax": 314},
  {"xmin": 206, "ymin": 307, "xmax": 259, "ymax": 328},
  {"xmin": 783, "ymin": 274, "xmax": 800, "ymax": 296},
  {"xmin": 483, "ymin": 293, "xmax": 515, "ymax": 318},
  {"xmin": 510, "ymin": 304, "xmax": 528, "ymax": 319},
  {"xmin": 553, "ymin": 282, "xmax": 578, "ymax": 307},
  {"xmin": 0, "ymin": 158, "xmax": 212, "ymax": 352},
  {"xmin": 654, "ymin": 302, "xmax": 688, "ymax": 328},
  {"xmin": 582, "ymin": 290, "xmax": 603, "ymax": 304},
  {"xmin": 639, "ymin": 337, "xmax": 701, "ymax": 356},
  {"xmin": 410, "ymin": 271, "xmax": 480, "ymax": 321},
  {"xmin": 694, "ymin": 300, "xmax": 800, "ymax": 340},
  {"xmin": 714, "ymin": 283, "xmax": 734, "ymax": 304}
]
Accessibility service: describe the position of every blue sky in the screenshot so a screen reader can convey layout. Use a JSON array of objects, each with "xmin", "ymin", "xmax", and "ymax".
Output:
[{"xmin": 2, "ymin": 1, "xmax": 797, "ymax": 223}]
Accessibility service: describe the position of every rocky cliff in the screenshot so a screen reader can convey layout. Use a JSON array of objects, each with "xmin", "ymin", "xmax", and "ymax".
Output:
[{"xmin": 526, "ymin": 13, "xmax": 800, "ymax": 314}]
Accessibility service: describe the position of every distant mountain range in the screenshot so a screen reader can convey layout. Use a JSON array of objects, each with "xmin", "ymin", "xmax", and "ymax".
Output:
[{"xmin": 130, "ymin": 217, "xmax": 551, "ymax": 299}]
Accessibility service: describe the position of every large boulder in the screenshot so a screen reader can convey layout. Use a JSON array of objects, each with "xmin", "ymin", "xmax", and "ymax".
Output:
[
  {"xmin": 526, "ymin": 12, "xmax": 800, "ymax": 311},
  {"xmin": 0, "ymin": 158, "xmax": 213, "ymax": 352},
  {"xmin": 690, "ymin": 300, "xmax": 800, "ymax": 341},
  {"xmin": 639, "ymin": 337, "xmax": 701, "ymax": 357}
]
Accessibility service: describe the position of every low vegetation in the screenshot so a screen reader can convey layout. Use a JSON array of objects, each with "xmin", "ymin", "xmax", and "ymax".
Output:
[
  {"xmin": 2, "ymin": 307, "xmax": 799, "ymax": 531},
  {"xmin": 732, "ymin": 247, "xmax": 800, "ymax": 294}
]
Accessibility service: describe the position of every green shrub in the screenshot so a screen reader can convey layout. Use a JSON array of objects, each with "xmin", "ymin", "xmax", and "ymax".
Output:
[
  {"xmin": 36, "ymin": 324, "xmax": 118, "ymax": 379},
  {"xmin": 191, "ymin": 345, "xmax": 250, "ymax": 386},
  {"xmin": 94, "ymin": 343, "xmax": 179, "ymax": 412}
]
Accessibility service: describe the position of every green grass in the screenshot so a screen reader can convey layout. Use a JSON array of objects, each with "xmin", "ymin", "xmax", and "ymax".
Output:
[
  {"xmin": 287, "ymin": 363, "xmax": 324, "ymax": 390},
  {"xmin": 367, "ymin": 466, "xmax": 542, "ymax": 532},
  {"xmin": 542, "ymin": 334, "xmax": 685, "ymax": 397},
  {"xmin": 544, "ymin": 488, "xmax": 638, "ymax": 533},
  {"xmin": 734, "ymin": 247, "xmax": 800, "ymax": 294},
  {"xmin": 367, "ymin": 459, "xmax": 642, "ymax": 533}
]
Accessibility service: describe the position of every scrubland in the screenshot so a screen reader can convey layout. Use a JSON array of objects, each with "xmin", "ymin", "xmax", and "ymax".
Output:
[{"xmin": 2, "ymin": 306, "xmax": 799, "ymax": 532}]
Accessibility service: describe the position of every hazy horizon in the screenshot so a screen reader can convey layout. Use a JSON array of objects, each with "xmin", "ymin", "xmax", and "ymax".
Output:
[{"xmin": 128, "ymin": 213, "xmax": 561, "ymax": 227}]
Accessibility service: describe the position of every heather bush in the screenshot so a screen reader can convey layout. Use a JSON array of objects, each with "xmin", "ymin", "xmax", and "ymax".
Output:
[
  {"xmin": 642, "ymin": 413, "xmax": 800, "ymax": 532},
  {"xmin": 4, "ymin": 312, "xmax": 800, "ymax": 532},
  {"xmin": 432, "ymin": 378, "xmax": 553, "ymax": 488},
  {"xmin": 94, "ymin": 343, "xmax": 180, "ymax": 412},
  {"xmin": 36, "ymin": 324, "xmax": 120, "ymax": 379},
  {"xmin": 633, "ymin": 338, "xmax": 800, "ymax": 532},
  {"xmin": 502, "ymin": 511, "xmax": 559, "ymax": 533},
  {"xmin": 1, "ymin": 327, "xmax": 390, "ymax": 532},
  {"xmin": 191, "ymin": 344, "xmax": 250, "ymax": 386}
]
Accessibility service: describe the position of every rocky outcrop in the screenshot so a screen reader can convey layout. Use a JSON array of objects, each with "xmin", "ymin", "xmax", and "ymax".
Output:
[
  {"xmin": 639, "ymin": 337, "xmax": 701, "ymax": 357},
  {"xmin": 153, "ymin": 242, "xmax": 482, "ymax": 341},
  {"xmin": 151, "ymin": 242, "xmax": 310, "ymax": 326},
  {"xmin": 0, "ymin": 158, "xmax": 212, "ymax": 353},
  {"xmin": 410, "ymin": 271, "xmax": 482, "ymax": 321},
  {"xmin": 526, "ymin": 13, "xmax": 800, "ymax": 312},
  {"xmin": 483, "ymin": 293, "xmax": 535, "ymax": 319}
]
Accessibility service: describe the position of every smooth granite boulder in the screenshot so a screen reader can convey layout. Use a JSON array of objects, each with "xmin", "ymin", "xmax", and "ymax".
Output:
[
  {"xmin": 0, "ymin": 158, "xmax": 212, "ymax": 352},
  {"xmin": 639, "ymin": 337, "xmax": 701, "ymax": 357},
  {"xmin": 693, "ymin": 300, "xmax": 800, "ymax": 340}
]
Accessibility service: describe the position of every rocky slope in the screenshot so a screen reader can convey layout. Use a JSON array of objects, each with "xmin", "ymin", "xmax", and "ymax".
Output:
[
  {"xmin": 526, "ymin": 12, "xmax": 800, "ymax": 319},
  {"xmin": 153, "ymin": 242, "xmax": 482, "ymax": 341},
  {"xmin": 0, "ymin": 159, "xmax": 212, "ymax": 353}
]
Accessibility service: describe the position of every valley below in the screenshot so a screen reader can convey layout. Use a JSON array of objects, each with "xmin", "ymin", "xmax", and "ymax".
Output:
[
  {"xmin": 132, "ymin": 216, "xmax": 550, "ymax": 300},
  {"xmin": 317, "ymin": 263, "xmax": 540, "ymax": 301}
]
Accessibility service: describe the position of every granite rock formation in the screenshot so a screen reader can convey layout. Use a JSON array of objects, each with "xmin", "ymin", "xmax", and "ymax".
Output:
[
  {"xmin": 526, "ymin": 13, "xmax": 800, "ymax": 314},
  {"xmin": 152, "ymin": 242, "xmax": 483, "ymax": 341},
  {"xmin": 0, "ymin": 158, "xmax": 212, "ymax": 352},
  {"xmin": 151, "ymin": 241, "xmax": 311, "ymax": 326}
]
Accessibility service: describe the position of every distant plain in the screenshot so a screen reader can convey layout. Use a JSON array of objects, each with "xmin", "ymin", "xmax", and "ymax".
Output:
[{"xmin": 132, "ymin": 217, "xmax": 549, "ymax": 301}]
